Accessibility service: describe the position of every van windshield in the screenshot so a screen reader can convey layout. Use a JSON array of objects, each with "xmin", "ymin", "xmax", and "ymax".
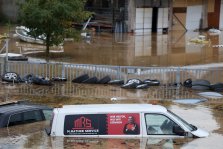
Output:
[{"xmin": 167, "ymin": 110, "xmax": 195, "ymax": 131}]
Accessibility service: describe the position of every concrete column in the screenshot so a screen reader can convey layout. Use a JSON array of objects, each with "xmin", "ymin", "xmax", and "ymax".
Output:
[
  {"xmin": 220, "ymin": 0, "xmax": 223, "ymax": 29},
  {"xmin": 168, "ymin": 0, "xmax": 173, "ymax": 31},
  {"xmin": 201, "ymin": 0, "xmax": 208, "ymax": 29},
  {"xmin": 127, "ymin": 0, "xmax": 136, "ymax": 32}
]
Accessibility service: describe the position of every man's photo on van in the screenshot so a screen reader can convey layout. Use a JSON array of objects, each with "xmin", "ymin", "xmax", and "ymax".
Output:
[{"xmin": 123, "ymin": 116, "xmax": 139, "ymax": 134}]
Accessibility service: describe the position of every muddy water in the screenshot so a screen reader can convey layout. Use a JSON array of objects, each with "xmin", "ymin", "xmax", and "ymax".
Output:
[
  {"xmin": 0, "ymin": 100, "xmax": 223, "ymax": 149},
  {"xmin": 1, "ymin": 25, "xmax": 223, "ymax": 66},
  {"xmin": 1, "ymin": 25, "xmax": 223, "ymax": 148},
  {"xmin": 0, "ymin": 83, "xmax": 223, "ymax": 149}
]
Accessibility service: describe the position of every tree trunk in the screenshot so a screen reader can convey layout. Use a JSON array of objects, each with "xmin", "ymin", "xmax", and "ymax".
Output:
[
  {"xmin": 46, "ymin": 44, "xmax": 50, "ymax": 60},
  {"xmin": 45, "ymin": 34, "xmax": 50, "ymax": 62}
]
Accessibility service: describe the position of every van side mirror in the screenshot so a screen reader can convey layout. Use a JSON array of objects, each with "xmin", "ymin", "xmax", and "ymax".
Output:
[
  {"xmin": 173, "ymin": 125, "xmax": 185, "ymax": 136},
  {"xmin": 45, "ymin": 128, "xmax": 51, "ymax": 136}
]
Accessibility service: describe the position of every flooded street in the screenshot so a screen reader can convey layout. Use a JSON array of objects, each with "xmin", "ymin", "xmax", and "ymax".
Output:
[
  {"xmin": 1, "ymin": 25, "xmax": 223, "ymax": 148},
  {"xmin": 1, "ymin": 25, "xmax": 223, "ymax": 67},
  {"xmin": 0, "ymin": 82, "xmax": 223, "ymax": 149}
]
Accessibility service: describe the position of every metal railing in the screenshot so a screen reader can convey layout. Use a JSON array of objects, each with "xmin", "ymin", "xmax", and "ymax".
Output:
[{"xmin": 1, "ymin": 61, "xmax": 223, "ymax": 85}]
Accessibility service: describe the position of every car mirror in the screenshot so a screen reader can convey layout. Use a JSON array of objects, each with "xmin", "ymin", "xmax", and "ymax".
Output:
[{"xmin": 173, "ymin": 125, "xmax": 185, "ymax": 136}]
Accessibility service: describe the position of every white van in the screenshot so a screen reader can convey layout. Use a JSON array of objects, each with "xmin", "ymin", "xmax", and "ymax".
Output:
[{"xmin": 46, "ymin": 104, "xmax": 209, "ymax": 138}]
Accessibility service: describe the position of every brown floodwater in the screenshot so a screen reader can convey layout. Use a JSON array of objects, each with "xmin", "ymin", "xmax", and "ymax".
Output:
[
  {"xmin": 0, "ymin": 82, "xmax": 223, "ymax": 149},
  {"xmin": 1, "ymin": 25, "xmax": 223, "ymax": 66},
  {"xmin": 1, "ymin": 25, "xmax": 223, "ymax": 148}
]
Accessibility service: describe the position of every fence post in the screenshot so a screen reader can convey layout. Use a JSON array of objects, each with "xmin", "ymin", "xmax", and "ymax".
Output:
[
  {"xmin": 61, "ymin": 64, "xmax": 65, "ymax": 78},
  {"xmin": 176, "ymin": 67, "xmax": 181, "ymax": 87},
  {"xmin": 117, "ymin": 66, "xmax": 121, "ymax": 80},
  {"xmin": 0, "ymin": 58, "xmax": 3, "ymax": 74},
  {"xmin": 0, "ymin": 58, "xmax": 3, "ymax": 75},
  {"xmin": 94, "ymin": 65, "xmax": 97, "ymax": 77},
  {"xmin": 3, "ymin": 57, "xmax": 8, "ymax": 73}
]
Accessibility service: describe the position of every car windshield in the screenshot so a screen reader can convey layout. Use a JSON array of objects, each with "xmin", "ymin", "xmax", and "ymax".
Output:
[{"xmin": 167, "ymin": 110, "xmax": 195, "ymax": 131}]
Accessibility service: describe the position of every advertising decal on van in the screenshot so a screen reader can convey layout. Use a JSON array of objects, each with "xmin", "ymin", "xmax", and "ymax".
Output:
[{"xmin": 64, "ymin": 113, "xmax": 140, "ymax": 135}]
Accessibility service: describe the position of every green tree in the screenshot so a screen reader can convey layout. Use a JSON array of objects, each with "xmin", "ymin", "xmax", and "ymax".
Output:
[{"xmin": 18, "ymin": 0, "xmax": 91, "ymax": 58}]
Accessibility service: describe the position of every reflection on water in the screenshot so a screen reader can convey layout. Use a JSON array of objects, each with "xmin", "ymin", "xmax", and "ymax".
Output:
[
  {"xmin": 1, "ymin": 26, "xmax": 223, "ymax": 67},
  {"xmin": 0, "ymin": 121, "xmax": 50, "ymax": 149},
  {"xmin": 63, "ymin": 31, "xmax": 223, "ymax": 67},
  {"xmin": 59, "ymin": 137, "xmax": 189, "ymax": 149},
  {"xmin": 15, "ymin": 42, "xmax": 64, "ymax": 55},
  {"xmin": 44, "ymin": 31, "xmax": 223, "ymax": 66},
  {"xmin": 0, "ymin": 83, "xmax": 208, "ymax": 103}
]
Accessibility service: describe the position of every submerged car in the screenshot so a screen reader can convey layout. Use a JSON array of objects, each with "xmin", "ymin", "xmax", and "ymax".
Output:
[
  {"xmin": 46, "ymin": 104, "xmax": 209, "ymax": 138},
  {"xmin": 0, "ymin": 101, "xmax": 52, "ymax": 128}
]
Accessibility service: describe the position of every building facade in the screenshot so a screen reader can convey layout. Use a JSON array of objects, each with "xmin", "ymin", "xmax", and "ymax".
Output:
[
  {"xmin": 85, "ymin": 0, "xmax": 223, "ymax": 33},
  {"xmin": 1, "ymin": 0, "xmax": 223, "ymax": 33}
]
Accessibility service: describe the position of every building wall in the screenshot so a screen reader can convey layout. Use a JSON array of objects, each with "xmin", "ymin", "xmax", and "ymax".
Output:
[
  {"xmin": 1, "ymin": 0, "xmax": 223, "ymax": 31},
  {"xmin": 186, "ymin": 5, "xmax": 203, "ymax": 30},
  {"xmin": 135, "ymin": 8, "xmax": 152, "ymax": 34},
  {"xmin": 172, "ymin": 0, "xmax": 223, "ymax": 30},
  {"xmin": 219, "ymin": 0, "xmax": 223, "ymax": 29},
  {"xmin": 157, "ymin": 8, "xmax": 169, "ymax": 32},
  {"xmin": 130, "ymin": 0, "xmax": 170, "ymax": 34},
  {"xmin": 208, "ymin": 0, "xmax": 221, "ymax": 28}
]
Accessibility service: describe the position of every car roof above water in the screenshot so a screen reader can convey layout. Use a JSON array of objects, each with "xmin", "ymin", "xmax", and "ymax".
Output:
[
  {"xmin": 0, "ymin": 105, "xmax": 39, "ymax": 115},
  {"xmin": 56, "ymin": 104, "xmax": 167, "ymax": 114},
  {"xmin": 0, "ymin": 101, "xmax": 51, "ymax": 115}
]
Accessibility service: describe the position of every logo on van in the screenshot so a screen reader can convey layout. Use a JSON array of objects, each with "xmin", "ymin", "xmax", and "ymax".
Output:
[
  {"xmin": 73, "ymin": 116, "xmax": 93, "ymax": 129},
  {"xmin": 64, "ymin": 114, "xmax": 140, "ymax": 135}
]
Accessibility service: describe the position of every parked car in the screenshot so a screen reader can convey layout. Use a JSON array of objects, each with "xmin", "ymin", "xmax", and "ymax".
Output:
[
  {"xmin": 0, "ymin": 101, "xmax": 52, "ymax": 128},
  {"xmin": 46, "ymin": 104, "xmax": 209, "ymax": 138}
]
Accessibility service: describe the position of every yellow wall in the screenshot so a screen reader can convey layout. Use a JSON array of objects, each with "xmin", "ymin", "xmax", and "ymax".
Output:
[
  {"xmin": 173, "ymin": 0, "xmax": 213, "ymax": 7},
  {"xmin": 187, "ymin": 0, "xmax": 202, "ymax": 6},
  {"xmin": 173, "ymin": 0, "xmax": 187, "ymax": 7},
  {"xmin": 208, "ymin": 0, "xmax": 215, "ymax": 12}
]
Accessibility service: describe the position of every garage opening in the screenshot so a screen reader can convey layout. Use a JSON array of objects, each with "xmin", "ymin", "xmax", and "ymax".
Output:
[{"xmin": 152, "ymin": 7, "xmax": 158, "ymax": 33}]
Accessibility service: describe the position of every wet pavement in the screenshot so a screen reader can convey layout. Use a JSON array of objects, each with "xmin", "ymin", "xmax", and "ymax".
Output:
[{"xmin": 1, "ymin": 25, "xmax": 223, "ymax": 148}]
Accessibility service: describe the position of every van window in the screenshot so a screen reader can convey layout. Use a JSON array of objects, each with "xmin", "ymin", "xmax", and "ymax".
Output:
[
  {"xmin": 145, "ymin": 114, "xmax": 180, "ymax": 135},
  {"xmin": 167, "ymin": 110, "xmax": 194, "ymax": 131},
  {"xmin": 42, "ymin": 109, "xmax": 52, "ymax": 120}
]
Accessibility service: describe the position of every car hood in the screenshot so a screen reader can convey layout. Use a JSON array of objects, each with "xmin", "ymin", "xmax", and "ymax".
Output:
[{"xmin": 191, "ymin": 128, "xmax": 209, "ymax": 138}]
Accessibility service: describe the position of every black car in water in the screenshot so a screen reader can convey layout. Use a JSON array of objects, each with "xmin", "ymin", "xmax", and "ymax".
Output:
[{"xmin": 0, "ymin": 101, "xmax": 52, "ymax": 128}]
